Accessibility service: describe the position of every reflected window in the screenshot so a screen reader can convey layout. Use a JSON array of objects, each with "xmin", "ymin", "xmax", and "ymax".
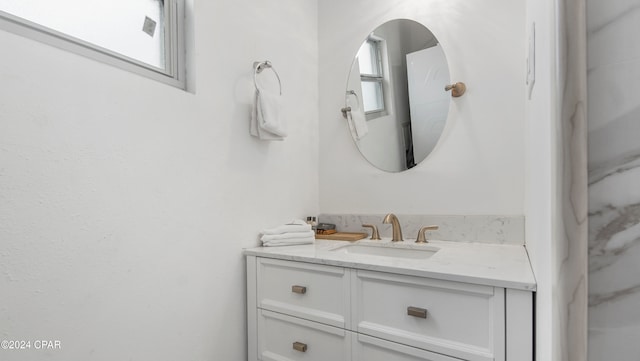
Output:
[{"xmin": 357, "ymin": 38, "xmax": 386, "ymax": 115}]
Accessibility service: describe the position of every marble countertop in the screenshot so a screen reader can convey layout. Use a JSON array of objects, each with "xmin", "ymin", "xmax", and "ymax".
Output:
[{"xmin": 244, "ymin": 239, "xmax": 536, "ymax": 291}]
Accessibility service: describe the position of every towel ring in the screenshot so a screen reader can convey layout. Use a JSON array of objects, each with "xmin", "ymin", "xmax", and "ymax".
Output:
[{"xmin": 253, "ymin": 60, "xmax": 282, "ymax": 95}]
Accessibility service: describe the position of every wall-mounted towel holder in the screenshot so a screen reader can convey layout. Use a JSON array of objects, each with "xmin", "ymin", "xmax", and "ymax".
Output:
[{"xmin": 253, "ymin": 60, "xmax": 282, "ymax": 95}]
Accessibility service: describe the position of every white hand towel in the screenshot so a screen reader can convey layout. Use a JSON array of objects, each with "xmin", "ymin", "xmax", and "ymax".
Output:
[
  {"xmin": 346, "ymin": 96, "xmax": 368, "ymax": 140},
  {"xmin": 257, "ymin": 91, "xmax": 287, "ymax": 137},
  {"xmin": 260, "ymin": 230, "xmax": 316, "ymax": 243},
  {"xmin": 251, "ymin": 91, "xmax": 284, "ymax": 140},
  {"xmin": 261, "ymin": 219, "xmax": 312, "ymax": 235}
]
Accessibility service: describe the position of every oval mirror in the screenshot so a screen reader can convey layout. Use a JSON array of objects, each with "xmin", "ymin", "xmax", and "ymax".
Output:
[{"xmin": 344, "ymin": 19, "xmax": 450, "ymax": 172}]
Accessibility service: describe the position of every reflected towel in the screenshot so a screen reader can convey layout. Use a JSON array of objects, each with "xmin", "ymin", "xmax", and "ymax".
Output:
[{"xmin": 346, "ymin": 96, "xmax": 367, "ymax": 140}]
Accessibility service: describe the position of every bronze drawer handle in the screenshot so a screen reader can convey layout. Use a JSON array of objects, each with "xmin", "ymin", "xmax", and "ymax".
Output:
[
  {"xmin": 293, "ymin": 341, "xmax": 308, "ymax": 352},
  {"xmin": 291, "ymin": 285, "xmax": 307, "ymax": 294},
  {"xmin": 407, "ymin": 306, "xmax": 428, "ymax": 319}
]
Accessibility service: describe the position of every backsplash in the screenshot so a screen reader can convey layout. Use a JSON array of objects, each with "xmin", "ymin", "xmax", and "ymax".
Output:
[{"xmin": 319, "ymin": 214, "xmax": 524, "ymax": 245}]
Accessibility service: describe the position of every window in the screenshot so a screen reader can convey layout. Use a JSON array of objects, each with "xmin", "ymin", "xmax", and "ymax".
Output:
[
  {"xmin": 357, "ymin": 38, "xmax": 386, "ymax": 116},
  {"xmin": 0, "ymin": 0, "xmax": 185, "ymax": 88}
]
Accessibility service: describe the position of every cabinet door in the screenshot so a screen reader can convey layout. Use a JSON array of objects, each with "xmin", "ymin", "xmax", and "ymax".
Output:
[
  {"xmin": 258, "ymin": 309, "xmax": 351, "ymax": 361},
  {"xmin": 257, "ymin": 258, "xmax": 350, "ymax": 328},
  {"xmin": 352, "ymin": 270, "xmax": 504, "ymax": 361},
  {"xmin": 354, "ymin": 333, "xmax": 464, "ymax": 361}
]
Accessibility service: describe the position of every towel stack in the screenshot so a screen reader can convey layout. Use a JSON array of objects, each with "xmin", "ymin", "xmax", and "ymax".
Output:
[{"xmin": 260, "ymin": 219, "xmax": 315, "ymax": 247}]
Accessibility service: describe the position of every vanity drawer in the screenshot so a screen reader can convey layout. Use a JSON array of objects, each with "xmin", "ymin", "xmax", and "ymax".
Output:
[
  {"xmin": 258, "ymin": 309, "xmax": 351, "ymax": 361},
  {"xmin": 256, "ymin": 258, "xmax": 350, "ymax": 328},
  {"xmin": 354, "ymin": 333, "xmax": 464, "ymax": 361},
  {"xmin": 352, "ymin": 270, "xmax": 504, "ymax": 361}
]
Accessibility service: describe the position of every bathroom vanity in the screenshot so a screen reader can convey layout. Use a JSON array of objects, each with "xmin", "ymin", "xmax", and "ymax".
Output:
[{"xmin": 244, "ymin": 240, "xmax": 536, "ymax": 361}]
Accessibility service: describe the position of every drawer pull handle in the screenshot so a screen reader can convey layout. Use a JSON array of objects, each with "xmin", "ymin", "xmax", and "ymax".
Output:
[
  {"xmin": 291, "ymin": 285, "xmax": 307, "ymax": 294},
  {"xmin": 407, "ymin": 306, "xmax": 428, "ymax": 319},
  {"xmin": 293, "ymin": 341, "xmax": 308, "ymax": 352}
]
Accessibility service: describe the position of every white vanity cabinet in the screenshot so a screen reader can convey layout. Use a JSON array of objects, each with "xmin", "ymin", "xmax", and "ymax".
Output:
[{"xmin": 247, "ymin": 255, "xmax": 533, "ymax": 361}]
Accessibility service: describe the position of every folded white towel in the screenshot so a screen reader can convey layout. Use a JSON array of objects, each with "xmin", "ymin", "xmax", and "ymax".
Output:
[
  {"xmin": 346, "ymin": 96, "xmax": 368, "ymax": 140},
  {"xmin": 262, "ymin": 236, "xmax": 315, "ymax": 247},
  {"xmin": 262, "ymin": 219, "xmax": 312, "ymax": 235},
  {"xmin": 251, "ymin": 91, "xmax": 284, "ymax": 141},
  {"xmin": 261, "ymin": 230, "xmax": 315, "ymax": 243},
  {"xmin": 257, "ymin": 90, "xmax": 287, "ymax": 137}
]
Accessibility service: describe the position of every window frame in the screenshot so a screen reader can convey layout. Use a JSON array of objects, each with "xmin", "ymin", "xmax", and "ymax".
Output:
[{"xmin": 0, "ymin": 0, "xmax": 186, "ymax": 89}]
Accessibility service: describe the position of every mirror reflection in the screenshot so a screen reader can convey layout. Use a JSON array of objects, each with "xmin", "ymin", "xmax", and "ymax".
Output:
[{"xmin": 345, "ymin": 19, "xmax": 450, "ymax": 172}]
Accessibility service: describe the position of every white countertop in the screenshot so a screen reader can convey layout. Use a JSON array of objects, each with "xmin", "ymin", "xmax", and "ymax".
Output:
[{"xmin": 244, "ymin": 239, "xmax": 537, "ymax": 291}]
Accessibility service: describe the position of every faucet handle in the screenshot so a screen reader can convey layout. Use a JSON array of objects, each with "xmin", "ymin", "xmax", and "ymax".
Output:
[
  {"xmin": 416, "ymin": 225, "xmax": 439, "ymax": 243},
  {"xmin": 362, "ymin": 224, "xmax": 381, "ymax": 240}
]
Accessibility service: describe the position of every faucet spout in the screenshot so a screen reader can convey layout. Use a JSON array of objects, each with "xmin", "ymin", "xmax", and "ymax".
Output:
[{"xmin": 383, "ymin": 213, "xmax": 403, "ymax": 242}]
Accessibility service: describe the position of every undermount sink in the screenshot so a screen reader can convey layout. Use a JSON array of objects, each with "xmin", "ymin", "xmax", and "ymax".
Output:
[{"xmin": 331, "ymin": 244, "xmax": 438, "ymax": 260}]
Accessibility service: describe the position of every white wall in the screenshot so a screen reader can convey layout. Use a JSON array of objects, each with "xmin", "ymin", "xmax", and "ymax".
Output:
[
  {"xmin": 0, "ymin": 1, "xmax": 318, "ymax": 360},
  {"xmin": 319, "ymin": 0, "xmax": 526, "ymax": 215}
]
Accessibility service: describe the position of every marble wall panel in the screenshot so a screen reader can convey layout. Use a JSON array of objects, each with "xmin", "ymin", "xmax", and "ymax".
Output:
[
  {"xmin": 587, "ymin": 0, "xmax": 640, "ymax": 359},
  {"xmin": 556, "ymin": 0, "xmax": 589, "ymax": 359}
]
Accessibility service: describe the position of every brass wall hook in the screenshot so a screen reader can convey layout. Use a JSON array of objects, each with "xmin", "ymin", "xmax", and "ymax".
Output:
[{"xmin": 445, "ymin": 82, "xmax": 466, "ymax": 97}]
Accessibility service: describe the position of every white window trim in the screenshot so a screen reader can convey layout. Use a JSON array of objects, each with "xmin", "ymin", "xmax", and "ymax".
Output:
[{"xmin": 0, "ymin": 0, "xmax": 186, "ymax": 89}]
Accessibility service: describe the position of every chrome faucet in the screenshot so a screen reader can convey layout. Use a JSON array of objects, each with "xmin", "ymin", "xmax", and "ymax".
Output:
[{"xmin": 382, "ymin": 213, "xmax": 403, "ymax": 242}]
